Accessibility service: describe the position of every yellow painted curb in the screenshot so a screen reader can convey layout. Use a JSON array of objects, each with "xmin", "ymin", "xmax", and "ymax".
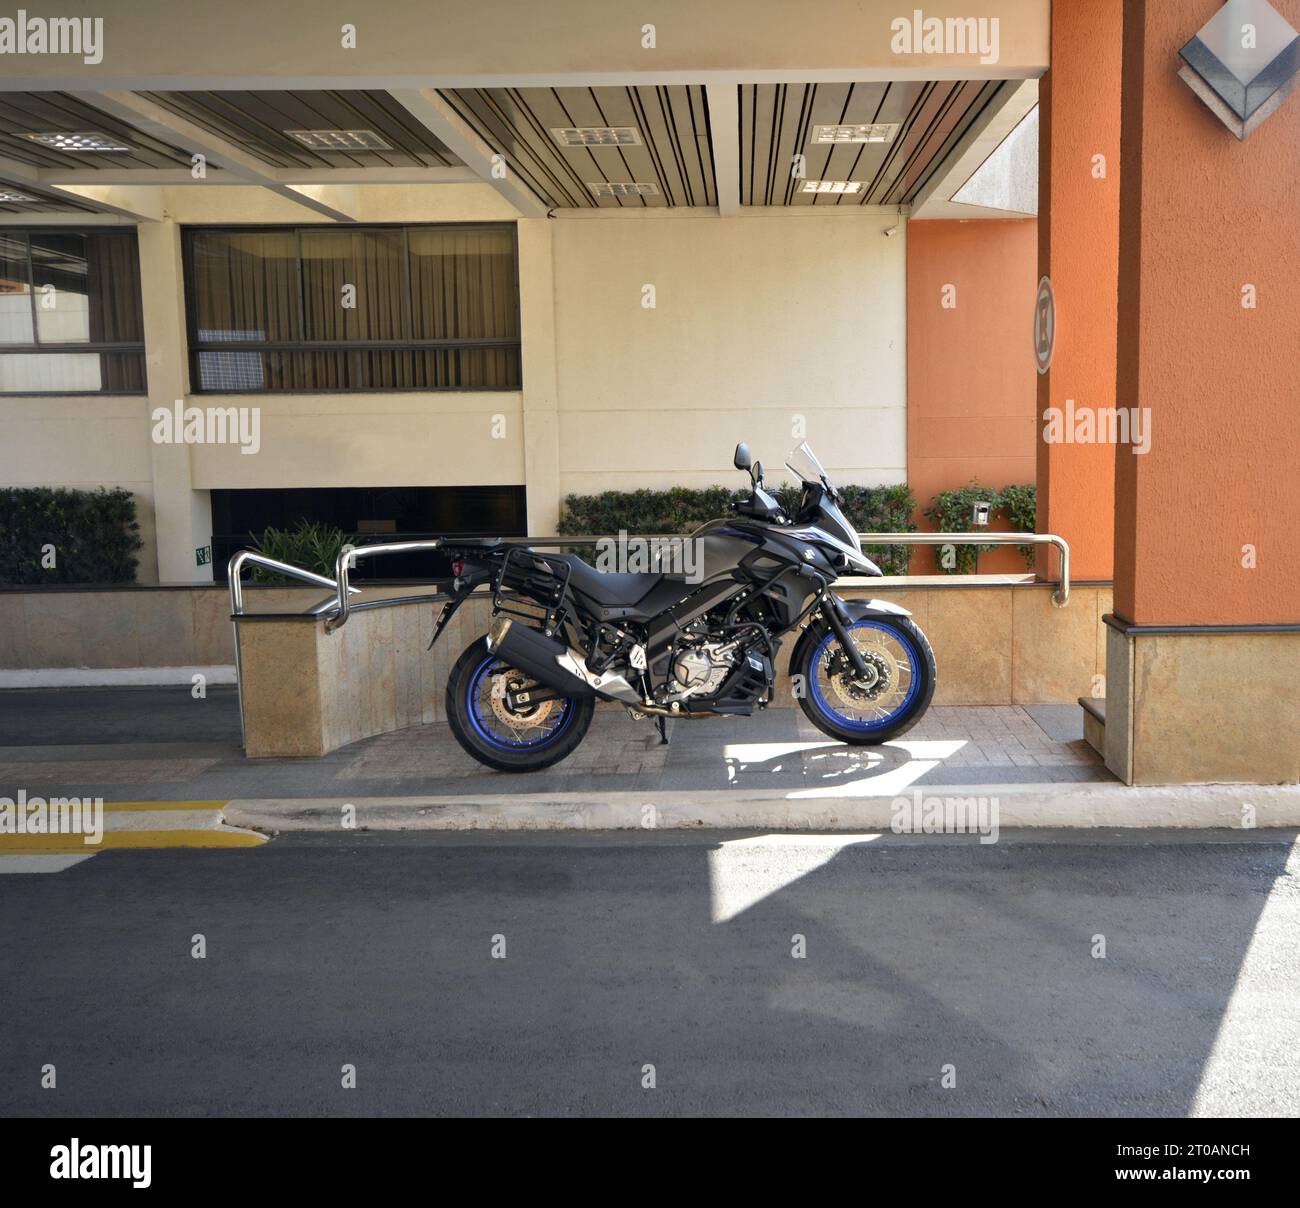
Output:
[
  {"xmin": 0, "ymin": 830, "xmax": 266, "ymax": 853},
  {"xmin": 101, "ymin": 800, "xmax": 230, "ymax": 812}
]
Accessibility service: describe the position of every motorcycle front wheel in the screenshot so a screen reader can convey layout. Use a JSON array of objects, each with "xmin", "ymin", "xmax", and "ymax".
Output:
[
  {"xmin": 795, "ymin": 616, "xmax": 936, "ymax": 744},
  {"xmin": 446, "ymin": 636, "xmax": 595, "ymax": 772}
]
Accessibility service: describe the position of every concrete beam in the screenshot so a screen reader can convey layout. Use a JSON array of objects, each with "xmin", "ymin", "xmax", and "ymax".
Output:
[
  {"xmin": 389, "ymin": 89, "xmax": 550, "ymax": 218},
  {"xmin": 705, "ymin": 84, "xmax": 741, "ymax": 216},
  {"xmin": 68, "ymin": 91, "xmax": 362, "ymax": 222},
  {"xmin": 39, "ymin": 183, "xmax": 164, "ymax": 221},
  {"xmin": 37, "ymin": 166, "xmax": 480, "ymax": 186},
  {"xmin": 0, "ymin": 153, "xmax": 162, "ymax": 219},
  {"xmin": 0, "ymin": 1, "xmax": 1050, "ymax": 89}
]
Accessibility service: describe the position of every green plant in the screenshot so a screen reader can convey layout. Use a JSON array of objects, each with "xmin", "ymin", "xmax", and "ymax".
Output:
[
  {"xmin": 0, "ymin": 486, "xmax": 142, "ymax": 585},
  {"xmin": 998, "ymin": 482, "xmax": 1038, "ymax": 570},
  {"xmin": 559, "ymin": 481, "xmax": 918, "ymax": 575},
  {"xmin": 924, "ymin": 481, "xmax": 1038, "ymax": 574},
  {"xmin": 249, "ymin": 519, "xmax": 352, "ymax": 582}
]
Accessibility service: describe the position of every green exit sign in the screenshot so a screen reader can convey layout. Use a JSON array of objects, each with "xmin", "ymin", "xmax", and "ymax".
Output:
[{"xmin": 196, "ymin": 545, "xmax": 211, "ymax": 566}]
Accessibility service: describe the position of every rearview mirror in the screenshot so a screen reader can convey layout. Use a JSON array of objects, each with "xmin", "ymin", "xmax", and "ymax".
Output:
[
  {"xmin": 733, "ymin": 442, "xmax": 752, "ymax": 471},
  {"xmin": 752, "ymin": 460, "xmax": 764, "ymax": 484}
]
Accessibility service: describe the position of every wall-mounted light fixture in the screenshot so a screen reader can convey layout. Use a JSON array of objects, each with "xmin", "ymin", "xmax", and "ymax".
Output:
[{"xmin": 1178, "ymin": 0, "xmax": 1298, "ymax": 140}]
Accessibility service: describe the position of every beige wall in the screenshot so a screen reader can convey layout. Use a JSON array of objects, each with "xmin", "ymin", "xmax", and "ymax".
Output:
[
  {"xmin": 1, "ymin": 185, "xmax": 908, "ymax": 580},
  {"xmin": 552, "ymin": 210, "xmax": 907, "ymax": 497},
  {"xmin": 188, "ymin": 392, "xmax": 525, "ymax": 490}
]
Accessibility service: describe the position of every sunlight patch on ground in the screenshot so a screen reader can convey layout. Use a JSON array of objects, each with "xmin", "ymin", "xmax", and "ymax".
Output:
[
  {"xmin": 1190, "ymin": 838, "xmax": 1300, "ymax": 1116},
  {"xmin": 708, "ymin": 832, "xmax": 883, "ymax": 923}
]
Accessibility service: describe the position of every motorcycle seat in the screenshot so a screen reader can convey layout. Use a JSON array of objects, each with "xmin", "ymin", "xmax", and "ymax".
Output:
[{"xmin": 553, "ymin": 555, "xmax": 663, "ymax": 607}]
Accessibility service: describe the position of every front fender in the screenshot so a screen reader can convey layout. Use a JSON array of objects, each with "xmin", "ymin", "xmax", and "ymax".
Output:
[{"xmin": 787, "ymin": 596, "xmax": 912, "ymax": 675}]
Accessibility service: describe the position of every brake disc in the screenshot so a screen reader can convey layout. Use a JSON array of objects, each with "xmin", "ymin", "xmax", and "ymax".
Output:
[
  {"xmin": 490, "ymin": 674, "xmax": 557, "ymax": 729},
  {"xmin": 829, "ymin": 647, "xmax": 894, "ymax": 706}
]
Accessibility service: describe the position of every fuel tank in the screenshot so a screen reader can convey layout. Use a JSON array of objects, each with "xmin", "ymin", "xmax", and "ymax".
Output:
[{"xmin": 690, "ymin": 517, "xmax": 837, "ymax": 580}]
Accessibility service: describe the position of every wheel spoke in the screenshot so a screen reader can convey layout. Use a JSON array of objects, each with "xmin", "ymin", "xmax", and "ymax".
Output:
[{"xmin": 810, "ymin": 620, "xmax": 921, "ymax": 730}]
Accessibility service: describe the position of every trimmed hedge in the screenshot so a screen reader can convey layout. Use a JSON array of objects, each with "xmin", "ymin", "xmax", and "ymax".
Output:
[
  {"xmin": 559, "ymin": 482, "xmax": 918, "ymax": 575},
  {"xmin": 924, "ymin": 482, "xmax": 1037, "ymax": 572},
  {"xmin": 0, "ymin": 487, "xmax": 143, "ymax": 585}
]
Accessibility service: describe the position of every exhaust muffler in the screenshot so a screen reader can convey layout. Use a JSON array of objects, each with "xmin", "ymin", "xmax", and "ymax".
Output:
[{"xmin": 486, "ymin": 616, "xmax": 640, "ymax": 704}]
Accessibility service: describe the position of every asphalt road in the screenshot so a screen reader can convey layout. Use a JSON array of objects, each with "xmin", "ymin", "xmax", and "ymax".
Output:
[{"xmin": 2, "ymin": 830, "xmax": 1297, "ymax": 1117}]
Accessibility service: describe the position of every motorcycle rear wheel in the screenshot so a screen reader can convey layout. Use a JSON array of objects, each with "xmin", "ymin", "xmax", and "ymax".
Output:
[{"xmin": 446, "ymin": 636, "xmax": 595, "ymax": 772}]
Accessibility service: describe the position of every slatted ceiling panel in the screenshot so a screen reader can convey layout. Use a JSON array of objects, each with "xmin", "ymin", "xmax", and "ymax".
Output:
[
  {"xmin": 139, "ymin": 90, "xmax": 460, "ymax": 169},
  {"xmin": 742, "ymin": 80, "xmax": 1006, "ymax": 206},
  {"xmin": 0, "ymin": 92, "xmax": 194, "ymax": 171},
  {"xmin": 439, "ymin": 86, "xmax": 716, "ymax": 209},
  {"xmin": 824, "ymin": 82, "xmax": 928, "ymax": 204},
  {"xmin": 881, "ymin": 79, "xmax": 1002, "ymax": 205},
  {"xmin": 439, "ymin": 88, "xmax": 586, "ymax": 209}
]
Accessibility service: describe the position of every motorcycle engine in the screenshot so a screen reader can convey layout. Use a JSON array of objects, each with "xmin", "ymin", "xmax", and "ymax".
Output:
[{"xmin": 664, "ymin": 638, "xmax": 740, "ymax": 703}]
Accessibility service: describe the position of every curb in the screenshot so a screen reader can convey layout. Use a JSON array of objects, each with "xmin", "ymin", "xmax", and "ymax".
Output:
[
  {"xmin": 0, "ymin": 800, "xmax": 267, "ymax": 858},
  {"xmin": 223, "ymin": 782, "xmax": 1300, "ymax": 833},
  {"xmin": 0, "ymin": 666, "xmax": 236, "ymax": 689}
]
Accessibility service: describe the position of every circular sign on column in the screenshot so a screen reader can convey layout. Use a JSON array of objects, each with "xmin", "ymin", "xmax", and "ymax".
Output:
[{"xmin": 1034, "ymin": 275, "xmax": 1055, "ymax": 374}]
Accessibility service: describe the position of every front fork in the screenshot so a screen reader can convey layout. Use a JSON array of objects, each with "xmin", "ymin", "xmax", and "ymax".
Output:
[{"xmin": 821, "ymin": 595, "xmax": 872, "ymax": 678}]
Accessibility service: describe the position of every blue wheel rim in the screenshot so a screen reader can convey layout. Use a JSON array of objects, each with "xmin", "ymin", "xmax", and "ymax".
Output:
[
  {"xmin": 807, "ymin": 620, "xmax": 922, "ymax": 732},
  {"xmin": 465, "ymin": 653, "xmax": 577, "ymax": 752}
]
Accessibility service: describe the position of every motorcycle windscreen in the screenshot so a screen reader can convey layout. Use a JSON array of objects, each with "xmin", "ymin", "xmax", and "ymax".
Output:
[{"xmin": 786, "ymin": 441, "xmax": 832, "ymax": 489}]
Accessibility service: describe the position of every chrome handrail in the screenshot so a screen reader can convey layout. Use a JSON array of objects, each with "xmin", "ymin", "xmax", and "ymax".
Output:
[
  {"xmin": 314, "ymin": 527, "xmax": 1066, "ymax": 631},
  {"xmin": 326, "ymin": 539, "xmax": 445, "ymax": 633},
  {"xmin": 226, "ymin": 550, "xmax": 360, "ymax": 615},
  {"xmin": 853, "ymin": 532, "xmax": 1070, "ymax": 607},
  {"xmin": 226, "ymin": 549, "xmax": 364, "ymax": 748}
]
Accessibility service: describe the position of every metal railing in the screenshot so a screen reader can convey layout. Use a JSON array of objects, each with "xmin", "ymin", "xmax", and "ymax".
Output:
[
  {"xmin": 225, "ymin": 549, "xmax": 365, "ymax": 747},
  {"xmin": 316, "ymin": 530, "xmax": 1070, "ymax": 632},
  {"xmin": 230, "ymin": 530, "xmax": 1071, "ymax": 634},
  {"xmin": 859, "ymin": 532, "xmax": 1070, "ymax": 607},
  {"xmin": 326, "ymin": 540, "xmax": 449, "ymax": 632}
]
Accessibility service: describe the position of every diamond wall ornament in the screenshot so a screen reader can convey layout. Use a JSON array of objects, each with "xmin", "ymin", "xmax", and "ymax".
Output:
[{"xmin": 1178, "ymin": 0, "xmax": 1299, "ymax": 139}]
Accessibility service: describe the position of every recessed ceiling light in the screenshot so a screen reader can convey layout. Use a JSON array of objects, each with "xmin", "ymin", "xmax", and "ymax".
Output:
[
  {"xmin": 588, "ymin": 181, "xmax": 659, "ymax": 197},
  {"xmin": 284, "ymin": 129, "xmax": 393, "ymax": 151},
  {"xmin": 0, "ymin": 190, "xmax": 36, "ymax": 203},
  {"xmin": 810, "ymin": 123, "xmax": 900, "ymax": 144},
  {"xmin": 553, "ymin": 126, "xmax": 642, "ymax": 147},
  {"xmin": 801, "ymin": 180, "xmax": 864, "ymax": 194},
  {"xmin": 23, "ymin": 131, "xmax": 130, "ymax": 152}
]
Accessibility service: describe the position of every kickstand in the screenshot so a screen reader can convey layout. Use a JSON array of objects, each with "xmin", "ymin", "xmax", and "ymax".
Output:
[{"xmin": 655, "ymin": 715, "xmax": 670, "ymax": 745}]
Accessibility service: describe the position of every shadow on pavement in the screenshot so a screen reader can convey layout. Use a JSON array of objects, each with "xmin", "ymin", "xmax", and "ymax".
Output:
[{"xmin": 0, "ymin": 831, "xmax": 1295, "ymax": 1116}]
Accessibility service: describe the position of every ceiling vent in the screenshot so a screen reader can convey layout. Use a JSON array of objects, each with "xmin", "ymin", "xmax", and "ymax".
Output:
[
  {"xmin": 588, "ymin": 181, "xmax": 660, "ymax": 197},
  {"xmin": 553, "ymin": 127, "xmax": 642, "ymax": 147},
  {"xmin": 284, "ymin": 129, "xmax": 393, "ymax": 151},
  {"xmin": 23, "ymin": 131, "xmax": 130, "ymax": 152},
  {"xmin": 800, "ymin": 180, "xmax": 864, "ymax": 194},
  {"xmin": 810, "ymin": 123, "xmax": 900, "ymax": 144}
]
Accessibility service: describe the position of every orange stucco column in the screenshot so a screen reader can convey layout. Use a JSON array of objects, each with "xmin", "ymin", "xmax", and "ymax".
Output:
[
  {"xmin": 1098, "ymin": 0, "xmax": 1300, "ymax": 786},
  {"xmin": 1035, "ymin": 0, "xmax": 1123, "ymax": 582},
  {"xmin": 1114, "ymin": 0, "xmax": 1300, "ymax": 627}
]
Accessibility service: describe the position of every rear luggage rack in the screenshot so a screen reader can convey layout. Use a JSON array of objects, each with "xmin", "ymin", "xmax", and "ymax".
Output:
[{"xmin": 493, "ymin": 547, "xmax": 572, "ymax": 633}]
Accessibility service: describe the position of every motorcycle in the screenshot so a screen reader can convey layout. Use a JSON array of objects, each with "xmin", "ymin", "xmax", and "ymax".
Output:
[{"xmin": 430, "ymin": 441, "xmax": 936, "ymax": 772}]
